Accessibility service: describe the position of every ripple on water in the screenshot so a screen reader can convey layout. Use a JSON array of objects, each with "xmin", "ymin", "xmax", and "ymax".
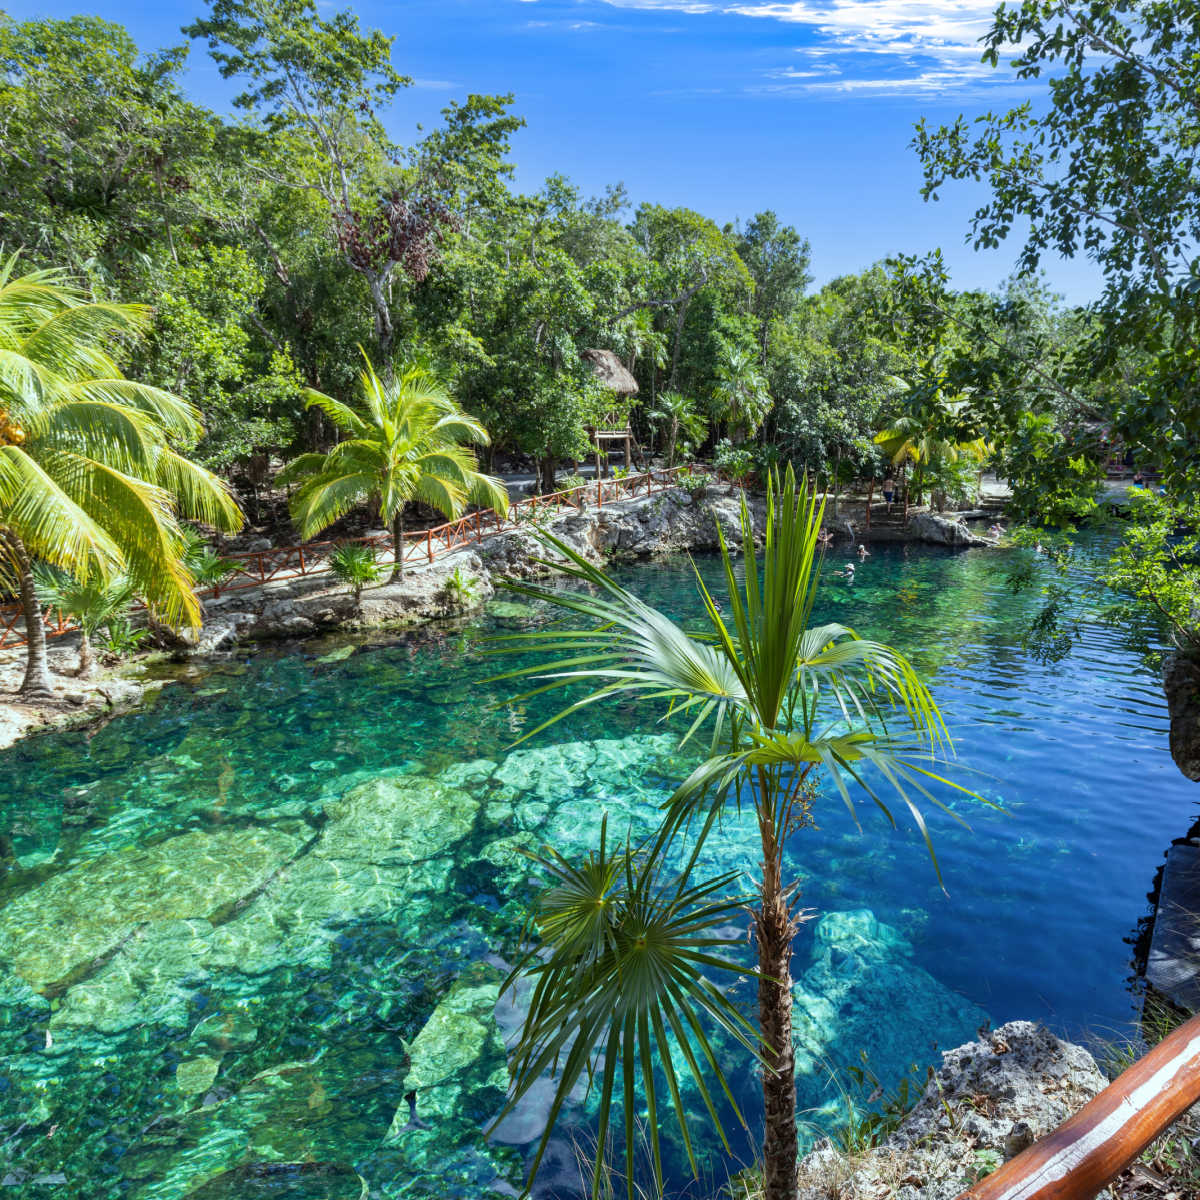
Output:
[{"xmin": 0, "ymin": 541, "xmax": 1194, "ymax": 1197}]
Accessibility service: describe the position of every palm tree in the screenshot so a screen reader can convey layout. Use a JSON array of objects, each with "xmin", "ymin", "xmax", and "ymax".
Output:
[
  {"xmin": 277, "ymin": 359, "xmax": 509, "ymax": 579},
  {"xmin": 328, "ymin": 542, "xmax": 383, "ymax": 606},
  {"xmin": 875, "ymin": 369, "xmax": 989, "ymax": 509},
  {"xmin": 647, "ymin": 390, "xmax": 707, "ymax": 466},
  {"xmin": 713, "ymin": 346, "xmax": 771, "ymax": 443},
  {"xmin": 491, "ymin": 467, "xmax": 980, "ymax": 1200},
  {"xmin": 32, "ymin": 567, "xmax": 136, "ymax": 678},
  {"xmin": 0, "ymin": 255, "xmax": 243, "ymax": 697}
]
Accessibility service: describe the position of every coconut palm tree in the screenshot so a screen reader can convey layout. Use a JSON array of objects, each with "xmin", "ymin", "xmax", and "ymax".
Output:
[
  {"xmin": 490, "ymin": 466, "xmax": 980, "ymax": 1200},
  {"xmin": 0, "ymin": 255, "xmax": 243, "ymax": 697},
  {"xmin": 277, "ymin": 358, "xmax": 509, "ymax": 579},
  {"xmin": 875, "ymin": 368, "xmax": 989, "ymax": 508}
]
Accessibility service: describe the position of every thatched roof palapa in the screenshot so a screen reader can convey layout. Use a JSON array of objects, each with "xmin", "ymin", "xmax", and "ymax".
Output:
[{"xmin": 582, "ymin": 348, "xmax": 638, "ymax": 396}]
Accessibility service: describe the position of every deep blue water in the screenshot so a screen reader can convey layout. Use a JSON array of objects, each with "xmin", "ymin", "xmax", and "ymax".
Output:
[{"xmin": 0, "ymin": 541, "xmax": 1193, "ymax": 1198}]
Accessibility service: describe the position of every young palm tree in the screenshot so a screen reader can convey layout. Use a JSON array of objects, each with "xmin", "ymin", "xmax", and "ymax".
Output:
[
  {"xmin": 647, "ymin": 390, "xmax": 707, "ymax": 466},
  {"xmin": 32, "ymin": 567, "xmax": 136, "ymax": 678},
  {"xmin": 277, "ymin": 359, "xmax": 509, "ymax": 579},
  {"xmin": 0, "ymin": 255, "xmax": 243, "ymax": 697},
  {"xmin": 491, "ymin": 467, "xmax": 980, "ymax": 1200},
  {"xmin": 328, "ymin": 542, "xmax": 383, "ymax": 606}
]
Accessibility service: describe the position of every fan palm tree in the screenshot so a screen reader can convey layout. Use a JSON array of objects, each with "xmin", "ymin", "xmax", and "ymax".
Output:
[
  {"xmin": 0, "ymin": 255, "xmax": 243, "ymax": 697},
  {"xmin": 490, "ymin": 466, "xmax": 981, "ymax": 1200},
  {"xmin": 713, "ymin": 346, "xmax": 771, "ymax": 443},
  {"xmin": 277, "ymin": 358, "xmax": 509, "ymax": 579},
  {"xmin": 33, "ymin": 567, "xmax": 136, "ymax": 678}
]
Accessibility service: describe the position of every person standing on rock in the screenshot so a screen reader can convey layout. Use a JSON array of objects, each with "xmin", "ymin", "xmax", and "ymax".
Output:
[{"xmin": 883, "ymin": 476, "xmax": 896, "ymax": 512}]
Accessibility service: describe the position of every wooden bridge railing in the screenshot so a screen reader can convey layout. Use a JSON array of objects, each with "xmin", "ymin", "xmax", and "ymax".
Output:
[
  {"xmin": 0, "ymin": 464, "xmax": 693, "ymax": 648},
  {"xmin": 957, "ymin": 1011, "xmax": 1200, "ymax": 1200}
]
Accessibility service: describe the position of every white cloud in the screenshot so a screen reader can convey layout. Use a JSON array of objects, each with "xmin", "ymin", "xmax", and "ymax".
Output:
[{"xmin": 586, "ymin": 0, "xmax": 1015, "ymax": 95}]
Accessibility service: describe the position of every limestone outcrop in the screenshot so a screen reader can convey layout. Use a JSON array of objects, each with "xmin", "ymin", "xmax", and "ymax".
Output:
[
  {"xmin": 796, "ymin": 1021, "xmax": 1109, "ymax": 1200},
  {"xmin": 1164, "ymin": 651, "xmax": 1200, "ymax": 781}
]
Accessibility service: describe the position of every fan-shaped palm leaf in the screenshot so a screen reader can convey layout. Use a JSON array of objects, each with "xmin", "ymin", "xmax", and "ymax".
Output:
[
  {"xmin": 490, "ymin": 818, "xmax": 759, "ymax": 1199},
  {"xmin": 490, "ymin": 465, "xmax": 984, "ymax": 1200}
]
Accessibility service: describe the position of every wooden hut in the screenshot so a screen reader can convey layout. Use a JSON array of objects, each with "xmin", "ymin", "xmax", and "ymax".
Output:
[{"xmin": 582, "ymin": 348, "xmax": 638, "ymax": 478}]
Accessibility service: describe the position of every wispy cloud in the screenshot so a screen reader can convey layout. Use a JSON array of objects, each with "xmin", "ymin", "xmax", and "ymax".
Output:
[{"xmin": 581, "ymin": 0, "xmax": 1013, "ymax": 96}]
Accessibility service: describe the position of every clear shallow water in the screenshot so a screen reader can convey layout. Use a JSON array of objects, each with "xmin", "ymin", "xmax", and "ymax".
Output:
[{"xmin": 0, "ymin": 542, "xmax": 1194, "ymax": 1198}]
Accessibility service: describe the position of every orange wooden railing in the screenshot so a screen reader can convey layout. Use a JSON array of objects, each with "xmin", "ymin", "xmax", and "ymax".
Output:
[
  {"xmin": 0, "ymin": 464, "xmax": 694, "ymax": 648},
  {"xmin": 956, "ymin": 1011, "xmax": 1200, "ymax": 1200}
]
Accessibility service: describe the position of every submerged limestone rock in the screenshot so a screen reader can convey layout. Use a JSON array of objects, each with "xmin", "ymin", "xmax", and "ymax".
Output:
[
  {"xmin": 792, "ymin": 909, "xmax": 989, "ymax": 1126},
  {"xmin": 389, "ymin": 965, "xmax": 506, "ymax": 1133},
  {"xmin": 320, "ymin": 771, "xmax": 480, "ymax": 865},
  {"xmin": 0, "ymin": 827, "xmax": 305, "ymax": 994}
]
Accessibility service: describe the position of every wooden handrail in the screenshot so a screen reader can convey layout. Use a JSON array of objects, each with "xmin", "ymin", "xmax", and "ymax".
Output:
[
  {"xmin": 957, "ymin": 1012, "xmax": 1200, "ymax": 1200},
  {"xmin": 0, "ymin": 464, "xmax": 695, "ymax": 647}
]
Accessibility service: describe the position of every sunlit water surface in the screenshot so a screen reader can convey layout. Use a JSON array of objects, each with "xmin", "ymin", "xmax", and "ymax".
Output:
[{"xmin": 0, "ymin": 542, "xmax": 1193, "ymax": 1198}]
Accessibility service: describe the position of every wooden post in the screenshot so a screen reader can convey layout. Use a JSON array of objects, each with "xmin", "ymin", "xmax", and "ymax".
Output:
[
  {"xmin": 958, "ymin": 1012, "xmax": 1200, "ymax": 1200},
  {"xmin": 865, "ymin": 479, "xmax": 874, "ymax": 531}
]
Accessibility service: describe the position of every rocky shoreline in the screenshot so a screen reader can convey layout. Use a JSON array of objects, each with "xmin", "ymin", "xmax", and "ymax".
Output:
[
  {"xmin": 793, "ymin": 1020, "xmax": 1113, "ymax": 1200},
  {"xmin": 0, "ymin": 484, "xmax": 996, "ymax": 751}
]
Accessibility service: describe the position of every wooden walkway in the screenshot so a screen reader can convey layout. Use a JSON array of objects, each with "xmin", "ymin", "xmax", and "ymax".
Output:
[{"xmin": 1146, "ymin": 843, "xmax": 1200, "ymax": 1013}]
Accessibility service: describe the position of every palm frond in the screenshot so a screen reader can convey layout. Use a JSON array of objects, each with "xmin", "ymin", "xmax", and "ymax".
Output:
[
  {"xmin": 0, "ymin": 446, "xmax": 123, "ymax": 579},
  {"xmin": 492, "ymin": 821, "xmax": 757, "ymax": 1199}
]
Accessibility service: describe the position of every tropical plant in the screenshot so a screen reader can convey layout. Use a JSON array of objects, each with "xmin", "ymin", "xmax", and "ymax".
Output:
[
  {"xmin": 99, "ymin": 616, "xmax": 148, "ymax": 658},
  {"xmin": 32, "ymin": 566, "xmax": 137, "ymax": 677},
  {"xmin": 713, "ymin": 346, "xmax": 771, "ymax": 442},
  {"xmin": 328, "ymin": 542, "xmax": 383, "ymax": 605},
  {"xmin": 713, "ymin": 438, "xmax": 755, "ymax": 484},
  {"xmin": 179, "ymin": 527, "xmax": 243, "ymax": 590},
  {"xmin": 674, "ymin": 466, "xmax": 714, "ymax": 499},
  {"xmin": 647, "ymin": 390, "xmax": 707, "ymax": 467},
  {"xmin": 0, "ymin": 255, "xmax": 243, "ymax": 696},
  {"xmin": 443, "ymin": 565, "xmax": 479, "ymax": 609},
  {"xmin": 874, "ymin": 371, "xmax": 989, "ymax": 509},
  {"xmin": 490, "ymin": 467, "xmax": 979, "ymax": 1200},
  {"xmin": 277, "ymin": 358, "xmax": 509, "ymax": 579}
]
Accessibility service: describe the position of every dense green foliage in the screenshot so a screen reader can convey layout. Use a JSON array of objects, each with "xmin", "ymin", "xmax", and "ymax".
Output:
[{"xmin": 6, "ymin": 0, "xmax": 1173, "ymax": 520}]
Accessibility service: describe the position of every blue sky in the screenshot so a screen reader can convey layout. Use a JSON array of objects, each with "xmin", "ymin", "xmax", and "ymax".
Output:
[{"xmin": 11, "ymin": 0, "xmax": 1103, "ymax": 302}]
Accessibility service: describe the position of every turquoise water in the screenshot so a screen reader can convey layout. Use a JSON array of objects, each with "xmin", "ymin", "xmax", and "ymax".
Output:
[{"xmin": 0, "ymin": 543, "xmax": 1193, "ymax": 1198}]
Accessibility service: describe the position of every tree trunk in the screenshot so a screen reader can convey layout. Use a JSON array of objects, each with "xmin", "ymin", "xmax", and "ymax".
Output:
[
  {"xmin": 4, "ymin": 532, "xmax": 54, "ymax": 698},
  {"xmin": 831, "ymin": 446, "xmax": 842, "ymax": 518},
  {"xmin": 77, "ymin": 628, "xmax": 94, "ymax": 678},
  {"xmin": 368, "ymin": 273, "xmax": 394, "ymax": 364},
  {"xmin": 540, "ymin": 455, "xmax": 557, "ymax": 494},
  {"xmin": 391, "ymin": 510, "xmax": 405, "ymax": 580},
  {"xmin": 668, "ymin": 297, "xmax": 692, "ymax": 392},
  {"xmin": 757, "ymin": 800, "xmax": 798, "ymax": 1200}
]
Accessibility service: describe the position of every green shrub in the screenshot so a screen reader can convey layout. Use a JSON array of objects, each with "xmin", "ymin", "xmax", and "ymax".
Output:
[
  {"xmin": 674, "ymin": 466, "xmax": 715, "ymax": 498},
  {"xmin": 444, "ymin": 566, "xmax": 480, "ymax": 609},
  {"xmin": 328, "ymin": 543, "xmax": 383, "ymax": 603}
]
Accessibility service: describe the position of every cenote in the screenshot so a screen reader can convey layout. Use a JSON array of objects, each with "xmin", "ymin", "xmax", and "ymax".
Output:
[{"xmin": 0, "ymin": 541, "xmax": 1192, "ymax": 1199}]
